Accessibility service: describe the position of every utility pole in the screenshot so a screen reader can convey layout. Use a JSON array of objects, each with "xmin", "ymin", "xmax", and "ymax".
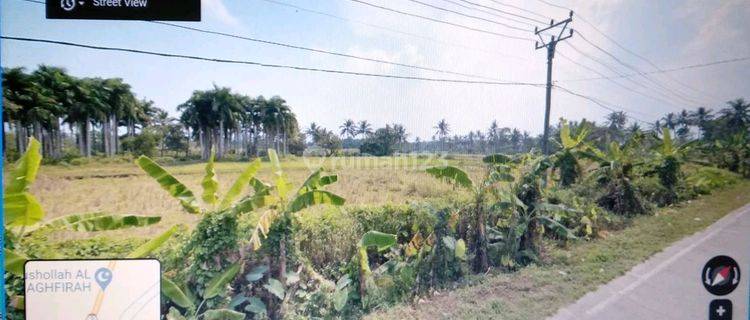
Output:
[{"xmin": 535, "ymin": 11, "xmax": 574, "ymax": 156}]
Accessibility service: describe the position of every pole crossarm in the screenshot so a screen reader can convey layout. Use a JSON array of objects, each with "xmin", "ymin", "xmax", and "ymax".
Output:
[{"xmin": 534, "ymin": 10, "xmax": 574, "ymax": 50}]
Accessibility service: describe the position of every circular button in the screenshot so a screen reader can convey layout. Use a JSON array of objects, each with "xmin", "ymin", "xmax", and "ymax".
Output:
[{"xmin": 702, "ymin": 255, "xmax": 741, "ymax": 296}]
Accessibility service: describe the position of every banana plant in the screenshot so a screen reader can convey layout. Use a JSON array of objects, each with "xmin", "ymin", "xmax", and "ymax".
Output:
[
  {"xmin": 233, "ymin": 149, "xmax": 345, "ymax": 317},
  {"xmin": 355, "ymin": 230, "xmax": 397, "ymax": 305},
  {"xmin": 136, "ymin": 148, "xmax": 262, "ymax": 215},
  {"xmin": 3, "ymin": 139, "xmax": 172, "ymax": 276},
  {"xmin": 426, "ymin": 154, "xmax": 513, "ymax": 273},
  {"xmin": 551, "ymin": 121, "xmax": 591, "ymax": 187},
  {"xmin": 648, "ymin": 128, "xmax": 694, "ymax": 204},
  {"xmin": 493, "ymin": 157, "xmax": 578, "ymax": 267},
  {"xmin": 162, "ymin": 262, "xmax": 246, "ymax": 320},
  {"xmin": 586, "ymin": 138, "xmax": 648, "ymax": 215}
]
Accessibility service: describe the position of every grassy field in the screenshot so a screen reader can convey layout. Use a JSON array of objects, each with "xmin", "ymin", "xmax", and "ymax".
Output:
[
  {"xmin": 22, "ymin": 155, "xmax": 484, "ymax": 238},
  {"xmin": 367, "ymin": 181, "xmax": 750, "ymax": 319}
]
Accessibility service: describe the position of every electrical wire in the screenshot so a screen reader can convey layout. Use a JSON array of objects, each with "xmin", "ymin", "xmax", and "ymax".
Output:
[
  {"xmin": 554, "ymin": 85, "xmax": 653, "ymax": 125},
  {"xmin": 405, "ymin": 0, "xmax": 531, "ymax": 32},
  {"xmin": 433, "ymin": 0, "xmax": 536, "ymax": 29},
  {"xmin": 565, "ymin": 41, "xmax": 699, "ymax": 108},
  {"xmin": 487, "ymin": 0, "xmax": 552, "ymax": 21},
  {"xmin": 561, "ymin": 56, "xmax": 750, "ymax": 81},
  {"xmin": 456, "ymin": 0, "xmax": 547, "ymax": 24},
  {"xmin": 150, "ymin": 21, "xmax": 508, "ymax": 81},
  {"xmin": 1, "ymin": 36, "xmax": 547, "ymax": 87},
  {"xmin": 537, "ymin": 0, "xmax": 721, "ymax": 101},
  {"xmin": 576, "ymin": 32, "xmax": 706, "ymax": 106},
  {"xmin": 556, "ymin": 51, "xmax": 674, "ymax": 116},
  {"xmin": 345, "ymin": 0, "xmax": 533, "ymax": 41}
]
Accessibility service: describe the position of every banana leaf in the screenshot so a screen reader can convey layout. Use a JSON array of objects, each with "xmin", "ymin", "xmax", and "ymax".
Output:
[
  {"xmin": 5, "ymin": 138, "xmax": 44, "ymax": 227},
  {"xmin": 161, "ymin": 276, "xmax": 195, "ymax": 309},
  {"xmin": 136, "ymin": 156, "xmax": 200, "ymax": 214},
  {"xmin": 219, "ymin": 158, "xmax": 261, "ymax": 210},
  {"xmin": 201, "ymin": 151, "xmax": 219, "ymax": 205},
  {"xmin": 5, "ymin": 249, "xmax": 27, "ymax": 276},
  {"xmin": 288, "ymin": 190, "xmax": 345, "ymax": 213},
  {"xmin": 204, "ymin": 262, "xmax": 240, "ymax": 299},
  {"xmin": 127, "ymin": 225, "xmax": 178, "ymax": 258},
  {"xmin": 38, "ymin": 212, "xmax": 161, "ymax": 232},
  {"xmin": 425, "ymin": 166, "xmax": 473, "ymax": 189}
]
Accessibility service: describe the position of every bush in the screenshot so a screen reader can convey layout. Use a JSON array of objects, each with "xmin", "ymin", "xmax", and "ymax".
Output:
[
  {"xmin": 686, "ymin": 166, "xmax": 739, "ymax": 194},
  {"xmin": 296, "ymin": 204, "xmax": 439, "ymax": 276},
  {"xmin": 121, "ymin": 130, "xmax": 160, "ymax": 157}
]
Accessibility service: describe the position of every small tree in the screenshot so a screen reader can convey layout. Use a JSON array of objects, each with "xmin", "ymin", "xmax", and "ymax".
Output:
[
  {"xmin": 551, "ymin": 121, "xmax": 590, "ymax": 187},
  {"xmin": 3, "ymin": 139, "xmax": 176, "ymax": 314}
]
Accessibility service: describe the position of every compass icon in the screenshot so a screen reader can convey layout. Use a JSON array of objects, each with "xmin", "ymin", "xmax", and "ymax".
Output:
[{"xmin": 702, "ymin": 255, "xmax": 741, "ymax": 296}]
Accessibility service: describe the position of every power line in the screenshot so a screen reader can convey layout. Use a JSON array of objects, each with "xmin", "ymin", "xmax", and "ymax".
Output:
[
  {"xmin": 565, "ymin": 41, "xmax": 699, "ymax": 108},
  {"xmin": 576, "ymin": 32, "xmax": 706, "ymax": 106},
  {"xmin": 554, "ymin": 84, "xmax": 652, "ymax": 125},
  {"xmin": 535, "ymin": 0, "xmax": 721, "ymax": 102},
  {"xmin": 1, "ymin": 36, "xmax": 548, "ymax": 87},
  {"xmin": 487, "ymin": 0, "xmax": 551, "ymax": 21},
  {"xmin": 18, "ymin": 0, "xmax": 520, "ymax": 81},
  {"xmin": 405, "ymin": 0, "xmax": 531, "ymax": 32},
  {"xmin": 560, "ymin": 55, "xmax": 750, "ymax": 81},
  {"xmin": 434, "ymin": 0, "xmax": 536, "ymax": 28},
  {"xmin": 563, "ymin": 42, "xmax": 687, "ymax": 109},
  {"xmin": 345, "ymin": 0, "xmax": 533, "ymax": 41},
  {"xmin": 150, "ymin": 21, "xmax": 507, "ymax": 81},
  {"xmin": 456, "ymin": 0, "xmax": 547, "ymax": 25},
  {"xmin": 556, "ymin": 51, "xmax": 670, "ymax": 117}
]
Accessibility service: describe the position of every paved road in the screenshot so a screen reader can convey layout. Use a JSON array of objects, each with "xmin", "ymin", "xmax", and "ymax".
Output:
[{"xmin": 550, "ymin": 203, "xmax": 750, "ymax": 320}]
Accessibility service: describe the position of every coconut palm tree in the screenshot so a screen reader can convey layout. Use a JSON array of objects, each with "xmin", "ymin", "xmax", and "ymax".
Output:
[
  {"xmin": 357, "ymin": 120, "xmax": 373, "ymax": 138},
  {"xmin": 433, "ymin": 119, "xmax": 450, "ymax": 152},
  {"xmin": 2, "ymin": 67, "xmax": 35, "ymax": 154},
  {"xmin": 663, "ymin": 112, "xmax": 678, "ymax": 132},
  {"xmin": 676, "ymin": 109, "xmax": 691, "ymax": 140},
  {"xmin": 721, "ymin": 98, "xmax": 750, "ymax": 134},
  {"xmin": 306, "ymin": 122, "xmax": 323, "ymax": 144},
  {"xmin": 509, "ymin": 129, "xmax": 521, "ymax": 152},
  {"xmin": 690, "ymin": 107, "xmax": 714, "ymax": 139},
  {"xmin": 339, "ymin": 119, "xmax": 357, "ymax": 139}
]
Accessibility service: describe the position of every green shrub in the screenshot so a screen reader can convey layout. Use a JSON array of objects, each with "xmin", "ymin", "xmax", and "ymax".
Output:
[
  {"xmin": 686, "ymin": 166, "xmax": 739, "ymax": 194},
  {"xmin": 121, "ymin": 130, "xmax": 160, "ymax": 157}
]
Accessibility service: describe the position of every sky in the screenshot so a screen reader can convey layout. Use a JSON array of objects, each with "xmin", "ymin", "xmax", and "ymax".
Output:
[{"xmin": 1, "ymin": 0, "xmax": 749, "ymax": 141}]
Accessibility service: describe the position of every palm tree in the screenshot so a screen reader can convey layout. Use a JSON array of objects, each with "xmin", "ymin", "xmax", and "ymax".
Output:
[
  {"xmin": 2, "ymin": 67, "xmax": 35, "ymax": 154},
  {"xmin": 651, "ymin": 120, "xmax": 662, "ymax": 135},
  {"xmin": 676, "ymin": 109, "xmax": 691, "ymax": 140},
  {"xmin": 261, "ymin": 96, "xmax": 297, "ymax": 155},
  {"xmin": 509, "ymin": 128, "xmax": 521, "ymax": 152},
  {"xmin": 663, "ymin": 112, "xmax": 678, "ymax": 131},
  {"xmin": 357, "ymin": 120, "xmax": 373, "ymax": 138},
  {"xmin": 306, "ymin": 122, "xmax": 323, "ymax": 144},
  {"xmin": 339, "ymin": 119, "xmax": 357, "ymax": 139},
  {"xmin": 627, "ymin": 122, "xmax": 641, "ymax": 136},
  {"xmin": 488, "ymin": 120, "xmax": 499, "ymax": 152},
  {"xmin": 721, "ymin": 98, "xmax": 750, "ymax": 134},
  {"xmin": 178, "ymin": 86, "xmax": 243, "ymax": 160},
  {"xmin": 433, "ymin": 119, "xmax": 450, "ymax": 152},
  {"xmin": 690, "ymin": 107, "xmax": 713, "ymax": 139}
]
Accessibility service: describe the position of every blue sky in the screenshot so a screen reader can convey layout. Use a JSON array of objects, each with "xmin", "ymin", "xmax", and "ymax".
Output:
[{"xmin": 2, "ymin": 0, "xmax": 749, "ymax": 140}]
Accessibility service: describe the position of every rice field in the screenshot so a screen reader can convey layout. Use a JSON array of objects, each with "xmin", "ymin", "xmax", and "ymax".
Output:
[{"xmin": 23, "ymin": 155, "xmax": 485, "ymax": 238}]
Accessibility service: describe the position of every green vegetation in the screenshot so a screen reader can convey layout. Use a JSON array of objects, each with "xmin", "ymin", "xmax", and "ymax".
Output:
[{"xmin": 4, "ymin": 66, "xmax": 750, "ymax": 319}]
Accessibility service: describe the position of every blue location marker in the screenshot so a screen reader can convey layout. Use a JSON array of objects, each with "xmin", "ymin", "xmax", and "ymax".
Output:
[{"xmin": 94, "ymin": 268, "xmax": 113, "ymax": 291}]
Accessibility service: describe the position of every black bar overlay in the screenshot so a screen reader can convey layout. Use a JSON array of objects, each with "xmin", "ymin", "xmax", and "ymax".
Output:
[{"xmin": 47, "ymin": 0, "xmax": 201, "ymax": 21}]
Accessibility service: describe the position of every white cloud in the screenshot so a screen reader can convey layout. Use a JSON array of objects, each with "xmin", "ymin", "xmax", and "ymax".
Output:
[{"xmin": 204, "ymin": 0, "xmax": 241, "ymax": 27}]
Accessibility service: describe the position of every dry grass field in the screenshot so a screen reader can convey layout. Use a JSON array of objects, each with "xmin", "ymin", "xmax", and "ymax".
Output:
[{"xmin": 22, "ymin": 155, "xmax": 485, "ymax": 238}]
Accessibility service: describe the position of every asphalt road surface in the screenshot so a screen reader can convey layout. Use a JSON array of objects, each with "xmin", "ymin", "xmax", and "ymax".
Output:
[{"xmin": 550, "ymin": 203, "xmax": 750, "ymax": 320}]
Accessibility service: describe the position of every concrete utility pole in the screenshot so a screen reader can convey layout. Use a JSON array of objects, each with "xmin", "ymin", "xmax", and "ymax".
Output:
[{"xmin": 535, "ymin": 11, "xmax": 574, "ymax": 156}]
